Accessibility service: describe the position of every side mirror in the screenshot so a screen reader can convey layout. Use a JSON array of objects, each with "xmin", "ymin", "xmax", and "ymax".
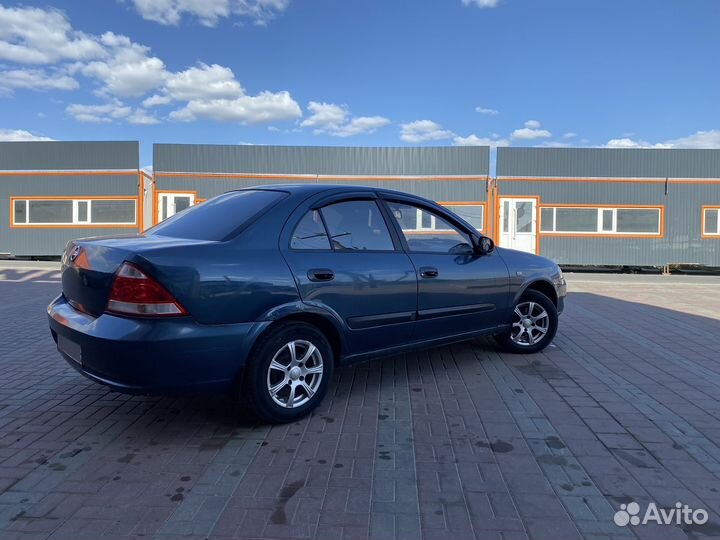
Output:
[{"xmin": 473, "ymin": 235, "xmax": 494, "ymax": 255}]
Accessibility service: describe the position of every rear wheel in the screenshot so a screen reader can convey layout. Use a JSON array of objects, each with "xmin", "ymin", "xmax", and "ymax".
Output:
[
  {"xmin": 242, "ymin": 322, "xmax": 333, "ymax": 423},
  {"xmin": 494, "ymin": 289, "xmax": 558, "ymax": 354}
]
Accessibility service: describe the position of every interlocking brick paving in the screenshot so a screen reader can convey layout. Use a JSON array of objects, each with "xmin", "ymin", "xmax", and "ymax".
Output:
[{"xmin": 0, "ymin": 269, "xmax": 719, "ymax": 539}]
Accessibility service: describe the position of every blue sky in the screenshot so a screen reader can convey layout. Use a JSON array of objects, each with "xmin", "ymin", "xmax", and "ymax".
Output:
[{"xmin": 1, "ymin": 0, "xmax": 719, "ymax": 169}]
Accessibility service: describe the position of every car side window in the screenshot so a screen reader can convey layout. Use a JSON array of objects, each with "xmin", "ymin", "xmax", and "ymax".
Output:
[
  {"xmin": 320, "ymin": 200, "xmax": 395, "ymax": 251},
  {"xmin": 387, "ymin": 201, "xmax": 473, "ymax": 254},
  {"xmin": 290, "ymin": 210, "xmax": 331, "ymax": 250}
]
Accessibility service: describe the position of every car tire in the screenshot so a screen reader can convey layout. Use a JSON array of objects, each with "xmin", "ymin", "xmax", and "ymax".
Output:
[
  {"xmin": 494, "ymin": 289, "xmax": 558, "ymax": 354},
  {"xmin": 242, "ymin": 322, "xmax": 334, "ymax": 423}
]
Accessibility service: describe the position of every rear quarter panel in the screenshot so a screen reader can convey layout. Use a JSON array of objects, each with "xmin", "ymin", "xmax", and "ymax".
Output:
[{"xmin": 139, "ymin": 213, "xmax": 301, "ymax": 325}]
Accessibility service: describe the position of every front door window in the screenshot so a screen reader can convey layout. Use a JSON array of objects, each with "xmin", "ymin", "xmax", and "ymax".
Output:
[{"xmin": 387, "ymin": 202, "xmax": 473, "ymax": 254}]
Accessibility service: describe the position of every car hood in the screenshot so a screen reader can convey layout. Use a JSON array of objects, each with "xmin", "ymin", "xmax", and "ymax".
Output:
[{"xmin": 496, "ymin": 247, "xmax": 561, "ymax": 277}]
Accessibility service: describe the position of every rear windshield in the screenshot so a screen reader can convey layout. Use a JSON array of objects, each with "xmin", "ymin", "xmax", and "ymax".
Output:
[{"xmin": 148, "ymin": 190, "xmax": 287, "ymax": 241}]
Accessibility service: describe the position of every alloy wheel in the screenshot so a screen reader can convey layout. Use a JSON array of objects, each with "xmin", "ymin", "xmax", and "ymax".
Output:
[
  {"xmin": 510, "ymin": 301, "xmax": 550, "ymax": 347},
  {"xmin": 266, "ymin": 340, "xmax": 324, "ymax": 408}
]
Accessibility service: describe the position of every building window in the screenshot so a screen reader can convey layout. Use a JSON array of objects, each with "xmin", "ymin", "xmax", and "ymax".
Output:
[
  {"xmin": 440, "ymin": 204, "xmax": 484, "ymax": 232},
  {"xmin": 13, "ymin": 199, "xmax": 27, "ymax": 224},
  {"xmin": 91, "ymin": 200, "xmax": 136, "ymax": 223},
  {"xmin": 540, "ymin": 206, "xmax": 662, "ymax": 236},
  {"xmin": 11, "ymin": 198, "xmax": 136, "ymax": 226},
  {"xmin": 704, "ymin": 207, "xmax": 720, "ymax": 236}
]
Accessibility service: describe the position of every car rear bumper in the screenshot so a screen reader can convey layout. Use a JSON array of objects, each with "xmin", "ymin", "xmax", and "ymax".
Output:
[{"xmin": 47, "ymin": 294, "xmax": 266, "ymax": 395}]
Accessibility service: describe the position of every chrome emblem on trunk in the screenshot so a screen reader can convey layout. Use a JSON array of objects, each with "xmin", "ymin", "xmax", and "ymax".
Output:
[{"xmin": 69, "ymin": 245, "xmax": 81, "ymax": 262}]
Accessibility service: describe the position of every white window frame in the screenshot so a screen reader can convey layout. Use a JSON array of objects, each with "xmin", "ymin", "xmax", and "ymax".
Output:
[
  {"xmin": 540, "ymin": 206, "xmax": 662, "ymax": 236},
  {"xmin": 703, "ymin": 207, "xmax": 720, "ymax": 236},
  {"xmin": 74, "ymin": 200, "xmax": 91, "ymax": 224},
  {"xmin": 11, "ymin": 198, "xmax": 137, "ymax": 226},
  {"xmin": 158, "ymin": 192, "xmax": 196, "ymax": 222}
]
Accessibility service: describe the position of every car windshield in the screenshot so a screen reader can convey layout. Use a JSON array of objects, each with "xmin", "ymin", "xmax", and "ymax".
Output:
[{"xmin": 147, "ymin": 190, "xmax": 286, "ymax": 241}]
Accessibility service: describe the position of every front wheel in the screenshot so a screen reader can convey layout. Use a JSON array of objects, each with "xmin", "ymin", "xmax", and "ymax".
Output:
[
  {"xmin": 494, "ymin": 289, "xmax": 558, "ymax": 354},
  {"xmin": 242, "ymin": 322, "xmax": 334, "ymax": 423}
]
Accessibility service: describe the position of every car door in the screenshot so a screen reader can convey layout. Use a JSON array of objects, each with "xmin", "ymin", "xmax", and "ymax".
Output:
[
  {"xmin": 280, "ymin": 194, "xmax": 418, "ymax": 356},
  {"xmin": 382, "ymin": 197, "xmax": 511, "ymax": 341}
]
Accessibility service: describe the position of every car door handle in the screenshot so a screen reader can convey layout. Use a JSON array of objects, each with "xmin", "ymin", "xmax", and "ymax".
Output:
[
  {"xmin": 419, "ymin": 267, "xmax": 439, "ymax": 279},
  {"xmin": 308, "ymin": 269, "xmax": 335, "ymax": 282}
]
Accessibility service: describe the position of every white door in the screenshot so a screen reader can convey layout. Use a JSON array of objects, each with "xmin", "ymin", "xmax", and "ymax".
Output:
[
  {"xmin": 499, "ymin": 198, "xmax": 537, "ymax": 254},
  {"xmin": 158, "ymin": 193, "xmax": 195, "ymax": 222}
]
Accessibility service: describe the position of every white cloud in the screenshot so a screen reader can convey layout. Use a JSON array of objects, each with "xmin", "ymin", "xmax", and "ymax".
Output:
[
  {"xmin": 663, "ymin": 130, "xmax": 720, "ymax": 149},
  {"xmin": 142, "ymin": 94, "xmax": 172, "ymax": 107},
  {"xmin": 128, "ymin": 109, "xmax": 161, "ymax": 125},
  {"xmin": 165, "ymin": 63, "xmax": 243, "ymax": 101},
  {"xmin": 606, "ymin": 138, "xmax": 650, "ymax": 149},
  {"xmin": 300, "ymin": 102, "xmax": 390, "ymax": 137},
  {"xmin": 605, "ymin": 137, "xmax": 671, "ymax": 149},
  {"xmin": 169, "ymin": 91, "xmax": 301, "ymax": 123},
  {"xmin": 462, "ymin": 0, "xmax": 500, "ymax": 8},
  {"xmin": 0, "ymin": 5, "xmax": 104, "ymax": 64},
  {"xmin": 511, "ymin": 120, "xmax": 552, "ymax": 140},
  {"xmin": 131, "ymin": 0, "xmax": 290, "ymax": 27},
  {"xmin": 562, "ymin": 132, "xmax": 577, "ymax": 139},
  {"xmin": 605, "ymin": 131, "xmax": 720, "ymax": 149},
  {"xmin": 301, "ymin": 102, "xmax": 348, "ymax": 129},
  {"xmin": 0, "ymin": 5, "xmax": 303, "ymax": 126},
  {"xmin": 0, "ymin": 6, "xmax": 167, "ymax": 99},
  {"xmin": 453, "ymin": 134, "xmax": 509, "ymax": 148},
  {"xmin": 331, "ymin": 116, "xmax": 391, "ymax": 137},
  {"xmin": 537, "ymin": 141, "xmax": 573, "ymax": 148},
  {"xmin": 0, "ymin": 128, "xmax": 54, "ymax": 141},
  {"xmin": 0, "ymin": 68, "xmax": 78, "ymax": 94},
  {"xmin": 79, "ymin": 33, "xmax": 167, "ymax": 98},
  {"xmin": 475, "ymin": 106, "xmax": 499, "ymax": 116},
  {"xmin": 400, "ymin": 120, "xmax": 454, "ymax": 143},
  {"xmin": 66, "ymin": 101, "xmax": 132, "ymax": 123},
  {"xmin": 66, "ymin": 100, "xmax": 157, "ymax": 125}
]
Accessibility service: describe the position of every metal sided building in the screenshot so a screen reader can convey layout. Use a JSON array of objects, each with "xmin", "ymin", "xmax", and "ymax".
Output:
[
  {"xmin": 495, "ymin": 147, "xmax": 720, "ymax": 267},
  {"xmin": 0, "ymin": 141, "xmax": 150, "ymax": 257},
  {"xmin": 152, "ymin": 144, "xmax": 491, "ymax": 234}
]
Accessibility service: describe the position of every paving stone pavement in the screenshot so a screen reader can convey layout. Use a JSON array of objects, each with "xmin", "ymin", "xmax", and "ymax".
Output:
[{"xmin": 0, "ymin": 272, "xmax": 719, "ymax": 539}]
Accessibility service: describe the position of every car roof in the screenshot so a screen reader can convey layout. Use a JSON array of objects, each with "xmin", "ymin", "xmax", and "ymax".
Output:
[{"xmin": 247, "ymin": 183, "xmax": 429, "ymax": 202}]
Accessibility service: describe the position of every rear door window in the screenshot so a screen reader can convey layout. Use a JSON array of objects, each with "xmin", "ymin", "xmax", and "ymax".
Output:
[
  {"xmin": 148, "ymin": 190, "xmax": 286, "ymax": 241},
  {"xmin": 290, "ymin": 210, "xmax": 331, "ymax": 249},
  {"xmin": 320, "ymin": 200, "xmax": 395, "ymax": 251}
]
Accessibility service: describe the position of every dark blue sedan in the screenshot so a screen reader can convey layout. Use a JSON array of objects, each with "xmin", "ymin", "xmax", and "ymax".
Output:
[{"xmin": 48, "ymin": 185, "xmax": 566, "ymax": 423}]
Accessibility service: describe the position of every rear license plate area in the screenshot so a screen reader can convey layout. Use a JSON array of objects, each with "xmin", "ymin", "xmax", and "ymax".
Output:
[{"xmin": 57, "ymin": 335, "xmax": 82, "ymax": 365}]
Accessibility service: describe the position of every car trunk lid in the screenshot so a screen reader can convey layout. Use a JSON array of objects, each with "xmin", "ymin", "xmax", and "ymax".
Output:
[{"xmin": 61, "ymin": 235, "xmax": 212, "ymax": 317}]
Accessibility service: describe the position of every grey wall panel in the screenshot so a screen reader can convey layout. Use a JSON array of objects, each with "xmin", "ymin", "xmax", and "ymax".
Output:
[
  {"xmin": 497, "ymin": 147, "xmax": 720, "ymax": 179},
  {"xmin": 1, "ymin": 174, "xmax": 138, "ymax": 196},
  {"xmin": 0, "ymin": 141, "xmax": 139, "ymax": 171},
  {"xmin": 0, "ymin": 173, "xmax": 140, "ymax": 256},
  {"xmin": 156, "ymin": 177, "xmax": 488, "ymax": 203},
  {"xmin": 498, "ymin": 180, "xmax": 720, "ymax": 266},
  {"xmin": 154, "ymin": 145, "xmax": 489, "ymax": 176},
  {"xmin": 1, "ymin": 228, "xmax": 139, "ymax": 257}
]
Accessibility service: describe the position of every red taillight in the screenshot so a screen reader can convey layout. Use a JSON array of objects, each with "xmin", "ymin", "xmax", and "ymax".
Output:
[{"xmin": 106, "ymin": 262, "xmax": 187, "ymax": 317}]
